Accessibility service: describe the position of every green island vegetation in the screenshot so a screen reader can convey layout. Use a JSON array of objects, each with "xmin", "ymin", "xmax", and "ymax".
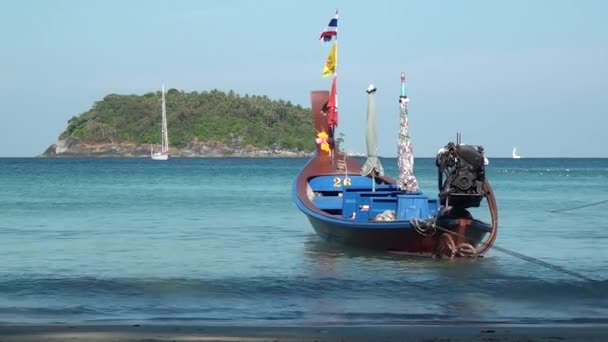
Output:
[{"xmin": 60, "ymin": 89, "xmax": 315, "ymax": 151}]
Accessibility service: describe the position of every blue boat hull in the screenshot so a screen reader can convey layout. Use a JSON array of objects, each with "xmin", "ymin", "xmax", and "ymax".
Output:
[{"xmin": 305, "ymin": 213, "xmax": 489, "ymax": 254}]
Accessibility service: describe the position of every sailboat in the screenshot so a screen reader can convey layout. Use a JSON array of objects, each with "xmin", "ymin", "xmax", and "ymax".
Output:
[
  {"xmin": 151, "ymin": 84, "xmax": 169, "ymax": 161},
  {"xmin": 512, "ymin": 147, "xmax": 521, "ymax": 159},
  {"xmin": 291, "ymin": 11, "xmax": 499, "ymax": 258}
]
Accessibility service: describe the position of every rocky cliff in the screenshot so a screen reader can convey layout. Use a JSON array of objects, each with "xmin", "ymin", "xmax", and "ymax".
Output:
[{"xmin": 40, "ymin": 137, "xmax": 313, "ymax": 158}]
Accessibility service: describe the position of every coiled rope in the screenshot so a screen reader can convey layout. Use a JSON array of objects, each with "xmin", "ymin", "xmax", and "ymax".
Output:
[{"xmin": 411, "ymin": 179, "xmax": 499, "ymax": 257}]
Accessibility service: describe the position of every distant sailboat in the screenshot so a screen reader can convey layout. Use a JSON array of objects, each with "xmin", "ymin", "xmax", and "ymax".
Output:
[
  {"xmin": 512, "ymin": 147, "xmax": 521, "ymax": 159},
  {"xmin": 151, "ymin": 85, "xmax": 169, "ymax": 161}
]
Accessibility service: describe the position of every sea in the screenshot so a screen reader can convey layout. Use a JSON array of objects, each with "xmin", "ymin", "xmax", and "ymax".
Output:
[{"xmin": 0, "ymin": 157, "xmax": 606, "ymax": 325}]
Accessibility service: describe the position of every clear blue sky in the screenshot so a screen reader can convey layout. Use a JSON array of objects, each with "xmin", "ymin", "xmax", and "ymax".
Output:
[{"xmin": 1, "ymin": 0, "xmax": 606, "ymax": 157}]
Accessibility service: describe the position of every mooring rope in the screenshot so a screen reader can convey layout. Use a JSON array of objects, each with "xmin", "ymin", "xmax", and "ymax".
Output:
[
  {"xmin": 415, "ymin": 177, "xmax": 597, "ymax": 283},
  {"xmin": 490, "ymin": 245, "xmax": 597, "ymax": 283},
  {"xmin": 548, "ymin": 199, "xmax": 608, "ymax": 213},
  {"xmin": 429, "ymin": 224, "xmax": 598, "ymax": 283}
]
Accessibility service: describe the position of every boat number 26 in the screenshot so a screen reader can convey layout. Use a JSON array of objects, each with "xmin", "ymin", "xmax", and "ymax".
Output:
[{"xmin": 333, "ymin": 176, "xmax": 352, "ymax": 187}]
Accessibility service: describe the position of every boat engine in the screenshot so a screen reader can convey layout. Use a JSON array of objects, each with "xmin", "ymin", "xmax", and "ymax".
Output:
[{"xmin": 436, "ymin": 142, "xmax": 486, "ymax": 209}]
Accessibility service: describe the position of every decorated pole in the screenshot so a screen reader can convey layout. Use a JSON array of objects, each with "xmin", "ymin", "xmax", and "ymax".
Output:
[{"xmin": 397, "ymin": 72, "xmax": 419, "ymax": 192}]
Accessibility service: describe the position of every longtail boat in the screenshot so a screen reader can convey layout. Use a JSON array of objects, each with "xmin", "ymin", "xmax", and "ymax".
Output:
[{"xmin": 292, "ymin": 11, "xmax": 498, "ymax": 257}]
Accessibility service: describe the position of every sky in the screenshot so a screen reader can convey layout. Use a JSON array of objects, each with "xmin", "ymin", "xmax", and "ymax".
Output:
[{"xmin": 1, "ymin": 0, "xmax": 607, "ymax": 158}]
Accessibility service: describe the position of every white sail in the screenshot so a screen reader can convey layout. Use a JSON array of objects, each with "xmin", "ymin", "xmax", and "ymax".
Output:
[
  {"xmin": 512, "ymin": 147, "xmax": 521, "ymax": 159},
  {"xmin": 151, "ymin": 84, "xmax": 169, "ymax": 160}
]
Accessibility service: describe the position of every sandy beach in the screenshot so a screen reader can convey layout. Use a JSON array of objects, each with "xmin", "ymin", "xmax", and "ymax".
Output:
[{"xmin": 0, "ymin": 324, "xmax": 607, "ymax": 341}]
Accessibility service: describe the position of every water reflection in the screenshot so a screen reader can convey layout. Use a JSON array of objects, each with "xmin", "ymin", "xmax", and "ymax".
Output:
[
  {"xmin": 299, "ymin": 234, "xmax": 509, "ymax": 323},
  {"xmin": 302, "ymin": 234, "xmax": 501, "ymax": 279}
]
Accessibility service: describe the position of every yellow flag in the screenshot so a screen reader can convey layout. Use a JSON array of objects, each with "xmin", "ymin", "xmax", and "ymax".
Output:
[{"xmin": 322, "ymin": 42, "xmax": 337, "ymax": 78}]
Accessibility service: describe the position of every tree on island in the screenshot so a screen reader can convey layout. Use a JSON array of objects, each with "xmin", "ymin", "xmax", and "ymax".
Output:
[{"xmin": 58, "ymin": 89, "xmax": 316, "ymax": 152}]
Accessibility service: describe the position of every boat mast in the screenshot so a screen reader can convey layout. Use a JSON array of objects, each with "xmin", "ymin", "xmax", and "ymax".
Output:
[
  {"xmin": 396, "ymin": 72, "xmax": 419, "ymax": 192},
  {"xmin": 161, "ymin": 84, "xmax": 169, "ymax": 153}
]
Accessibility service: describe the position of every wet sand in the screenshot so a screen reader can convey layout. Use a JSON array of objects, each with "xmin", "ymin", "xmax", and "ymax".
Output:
[{"xmin": 0, "ymin": 323, "xmax": 607, "ymax": 341}]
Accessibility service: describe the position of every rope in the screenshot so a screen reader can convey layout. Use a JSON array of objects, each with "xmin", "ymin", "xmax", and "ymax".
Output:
[
  {"xmin": 411, "ymin": 178, "xmax": 598, "ymax": 283},
  {"xmin": 410, "ymin": 217, "xmax": 436, "ymax": 237},
  {"xmin": 411, "ymin": 179, "xmax": 499, "ymax": 256},
  {"xmin": 490, "ymin": 245, "xmax": 597, "ymax": 283},
  {"xmin": 548, "ymin": 199, "xmax": 608, "ymax": 213},
  {"xmin": 431, "ymin": 224, "xmax": 597, "ymax": 283},
  {"xmin": 475, "ymin": 179, "xmax": 499, "ymax": 255}
]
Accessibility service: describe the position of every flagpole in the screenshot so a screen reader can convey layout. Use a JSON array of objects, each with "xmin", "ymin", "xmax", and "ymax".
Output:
[
  {"xmin": 331, "ymin": 43, "xmax": 337, "ymax": 159},
  {"xmin": 320, "ymin": 9, "xmax": 339, "ymax": 159},
  {"xmin": 331, "ymin": 10, "xmax": 338, "ymax": 157}
]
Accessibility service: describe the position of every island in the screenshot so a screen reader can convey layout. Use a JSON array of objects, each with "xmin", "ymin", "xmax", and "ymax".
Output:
[{"xmin": 41, "ymin": 89, "xmax": 316, "ymax": 158}]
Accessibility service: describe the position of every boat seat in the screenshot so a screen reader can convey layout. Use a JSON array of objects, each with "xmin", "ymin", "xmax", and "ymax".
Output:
[
  {"xmin": 308, "ymin": 176, "xmax": 342, "ymax": 193},
  {"xmin": 396, "ymin": 194, "xmax": 436, "ymax": 220},
  {"xmin": 308, "ymin": 175, "xmax": 396, "ymax": 193},
  {"xmin": 312, "ymin": 196, "xmax": 343, "ymax": 210},
  {"xmin": 342, "ymin": 175, "xmax": 386, "ymax": 188},
  {"xmin": 343, "ymin": 187, "xmax": 399, "ymax": 195},
  {"xmin": 342, "ymin": 191, "xmax": 399, "ymax": 220}
]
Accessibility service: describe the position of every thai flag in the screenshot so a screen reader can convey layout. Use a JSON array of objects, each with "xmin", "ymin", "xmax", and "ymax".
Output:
[{"xmin": 319, "ymin": 10, "xmax": 338, "ymax": 42}]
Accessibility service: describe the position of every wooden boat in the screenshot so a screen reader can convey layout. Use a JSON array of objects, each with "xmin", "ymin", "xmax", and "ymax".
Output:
[
  {"xmin": 293, "ymin": 11, "xmax": 497, "ymax": 257},
  {"xmin": 292, "ymin": 82, "xmax": 498, "ymax": 258}
]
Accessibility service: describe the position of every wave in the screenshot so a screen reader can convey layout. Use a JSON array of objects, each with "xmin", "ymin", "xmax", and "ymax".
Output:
[
  {"xmin": 0, "ymin": 275, "xmax": 605, "ymax": 302},
  {"xmin": 0, "ymin": 275, "xmax": 606, "ymax": 325}
]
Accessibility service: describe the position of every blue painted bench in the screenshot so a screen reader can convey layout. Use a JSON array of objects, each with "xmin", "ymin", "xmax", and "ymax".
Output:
[
  {"xmin": 395, "ymin": 194, "xmax": 439, "ymax": 220},
  {"xmin": 343, "ymin": 190, "xmax": 400, "ymax": 220},
  {"xmin": 308, "ymin": 175, "xmax": 398, "ymax": 193},
  {"xmin": 312, "ymin": 196, "xmax": 343, "ymax": 210}
]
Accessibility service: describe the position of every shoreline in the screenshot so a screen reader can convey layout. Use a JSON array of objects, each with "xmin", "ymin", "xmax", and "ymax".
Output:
[
  {"xmin": 1, "ymin": 323, "xmax": 607, "ymax": 341},
  {"xmin": 40, "ymin": 138, "xmax": 315, "ymax": 159},
  {"xmin": 35, "ymin": 154, "xmax": 314, "ymax": 159}
]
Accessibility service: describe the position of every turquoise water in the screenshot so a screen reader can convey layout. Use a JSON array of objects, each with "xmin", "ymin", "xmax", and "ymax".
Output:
[{"xmin": 0, "ymin": 157, "xmax": 606, "ymax": 324}]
